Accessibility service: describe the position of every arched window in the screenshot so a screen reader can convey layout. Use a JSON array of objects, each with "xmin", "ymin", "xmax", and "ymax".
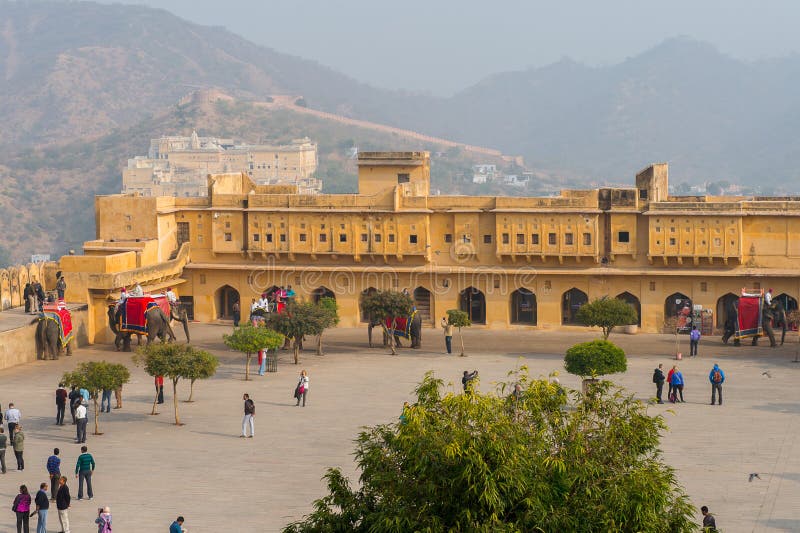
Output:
[
  {"xmin": 716, "ymin": 293, "xmax": 739, "ymax": 329},
  {"xmin": 360, "ymin": 287, "xmax": 377, "ymax": 322},
  {"xmin": 312, "ymin": 286, "xmax": 335, "ymax": 303},
  {"xmin": 562, "ymin": 288, "xmax": 588, "ymax": 325},
  {"xmin": 214, "ymin": 285, "xmax": 240, "ymax": 320},
  {"xmin": 459, "ymin": 286, "xmax": 486, "ymax": 324},
  {"xmin": 616, "ymin": 291, "xmax": 641, "ymax": 327},
  {"xmin": 413, "ymin": 286, "xmax": 432, "ymax": 323},
  {"xmin": 665, "ymin": 292, "xmax": 692, "ymax": 332},
  {"xmin": 510, "ymin": 288, "xmax": 537, "ymax": 325}
]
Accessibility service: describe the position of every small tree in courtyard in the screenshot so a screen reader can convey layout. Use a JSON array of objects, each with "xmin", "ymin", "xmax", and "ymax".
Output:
[
  {"xmin": 182, "ymin": 347, "xmax": 220, "ymax": 402},
  {"xmin": 266, "ymin": 300, "xmax": 330, "ymax": 363},
  {"xmin": 283, "ymin": 370, "xmax": 695, "ymax": 532},
  {"xmin": 565, "ymin": 339, "xmax": 627, "ymax": 379},
  {"xmin": 315, "ymin": 297, "xmax": 340, "ymax": 355},
  {"xmin": 62, "ymin": 361, "xmax": 130, "ymax": 435},
  {"xmin": 446, "ymin": 309, "xmax": 471, "ymax": 357},
  {"xmin": 223, "ymin": 324, "xmax": 284, "ymax": 379},
  {"xmin": 361, "ymin": 290, "xmax": 414, "ymax": 355},
  {"xmin": 576, "ymin": 296, "xmax": 638, "ymax": 339}
]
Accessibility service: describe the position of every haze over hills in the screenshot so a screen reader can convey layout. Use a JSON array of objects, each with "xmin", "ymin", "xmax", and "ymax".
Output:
[{"xmin": 3, "ymin": 1, "xmax": 800, "ymax": 264}]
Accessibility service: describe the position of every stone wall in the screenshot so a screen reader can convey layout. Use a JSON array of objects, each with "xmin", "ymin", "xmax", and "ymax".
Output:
[
  {"xmin": 0, "ymin": 262, "xmax": 56, "ymax": 310},
  {"xmin": 0, "ymin": 305, "xmax": 89, "ymax": 370}
]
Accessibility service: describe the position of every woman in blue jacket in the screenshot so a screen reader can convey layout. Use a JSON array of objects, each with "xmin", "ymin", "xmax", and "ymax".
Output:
[{"xmin": 671, "ymin": 366, "xmax": 685, "ymax": 402}]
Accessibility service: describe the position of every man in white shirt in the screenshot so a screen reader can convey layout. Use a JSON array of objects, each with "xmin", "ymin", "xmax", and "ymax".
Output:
[
  {"xmin": 75, "ymin": 402, "xmax": 88, "ymax": 444},
  {"xmin": 765, "ymin": 288, "xmax": 773, "ymax": 306},
  {"xmin": 5, "ymin": 403, "xmax": 21, "ymax": 437},
  {"xmin": 129, "ymin": 281, "xmax": 144, "ymax": 297},
  {"xmin": 165, "ymin": 287, "xmax": 178, "ymax": 304}
]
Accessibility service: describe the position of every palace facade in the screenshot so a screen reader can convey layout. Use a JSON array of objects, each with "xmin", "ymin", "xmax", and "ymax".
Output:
[{"xmin": 62, "ymin": 152, "xmax": 800, "ymax": 343}]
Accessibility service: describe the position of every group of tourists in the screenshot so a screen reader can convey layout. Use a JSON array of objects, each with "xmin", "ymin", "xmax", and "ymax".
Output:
[
  {"xmin": 23, "ymin": 281, "xmax": 46, "ymax": 315},
  {"xmin": 652, "ymin": 362, "xmax": 726, "ymax": 405}
]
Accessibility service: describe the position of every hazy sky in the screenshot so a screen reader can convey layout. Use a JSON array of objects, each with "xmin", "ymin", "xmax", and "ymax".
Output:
[{"xmin": 120, "ymin": 0, "xmax": 800, "ymax": 95}]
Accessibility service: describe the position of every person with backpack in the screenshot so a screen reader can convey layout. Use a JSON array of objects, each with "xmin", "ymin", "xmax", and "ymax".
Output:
[
  {"xmin": 689, "ymin": 325, "xmax": 701, "ymax": 356},
  {"xmin": 652, "ymin": 364, "xmax": 666, "ymax": 404},
  {"xmin": 670, "ymin": 366, "xmax": 685, "ymax": 403},
  {"xmin": 709, "ymin": 363, "xmax": 725, "ymax": 405},
  {"xmin": 95, "ymin": 506, "xmax": 112, "ymax": 532},
  {"xmin": 666, "ymin": 365, "xmax": 676, "ymax": 402}
]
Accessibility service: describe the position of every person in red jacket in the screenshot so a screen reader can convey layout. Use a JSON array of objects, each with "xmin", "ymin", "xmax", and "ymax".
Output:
[
  {"xmin": 155, "ymin": 376, "xmax": 164, "ymax": 404},
  {"xmin": 666, "ymin": 365, "xmax": 676, "ymax": 402}
]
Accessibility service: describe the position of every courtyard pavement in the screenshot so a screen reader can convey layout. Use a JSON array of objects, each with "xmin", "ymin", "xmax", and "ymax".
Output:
[{"xmin": 0, "ymin": 324, "xmax": 798, "ymax": 532}]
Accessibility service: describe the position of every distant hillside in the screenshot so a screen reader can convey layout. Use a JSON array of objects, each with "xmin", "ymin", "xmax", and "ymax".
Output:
[{"xmin": 0, "ymin": 94, "xmax": 553, "ymax": 265}]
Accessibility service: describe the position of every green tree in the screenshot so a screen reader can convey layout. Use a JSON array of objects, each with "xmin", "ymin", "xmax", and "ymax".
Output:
[
  {"xmin": 62, "ymin": 361, "xmax": 130, "ymax": 435},
  {"xmin": 315, "ymin": 296, "xmax": 340, "ymax": 355},
  {"xmin": 564, "ymin": 339, "xmax": 627, "ymax": 378},
  {"xmin": 135, "ymin": 343, "xmax": 187, "ymax": 423},
  {"xmin": 360, "ymin": 290, "xmax": 414, "ymax": 355},
  {"xmin": 181, "ymin": 348, "xmax": 220, "ymax": 402},
  {"xmin": 576, "ymin": 296, "xmax": 638, "ymax": 339},
  {"xmin": 446, "ymin": 308, "xmax": 471, "ymax": 356},
  {"xmin": 266, "ymin": 301, "xmax": 329, "ymax": 364},
  {"xmin": 223, "ymin": 324, "xmax": 284, "ymax": 379},
  {"xmin": 284, "ymin": 371, "xmax": 695, "ymax": 532}
]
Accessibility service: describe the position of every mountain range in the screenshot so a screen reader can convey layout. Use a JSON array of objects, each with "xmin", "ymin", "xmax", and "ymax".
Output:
[{"xmin": 2, "ymin": 1, "xmax": 800, "ymax": 264}]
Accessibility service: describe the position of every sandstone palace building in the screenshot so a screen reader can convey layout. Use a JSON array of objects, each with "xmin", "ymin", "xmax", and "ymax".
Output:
[
  {"xmin": 123, "ymin": 131, "xmax": 321, "ymax": 197},
  {"xmin": 61, "ymin": 152, "xmax": 800, "ymax": 343}
]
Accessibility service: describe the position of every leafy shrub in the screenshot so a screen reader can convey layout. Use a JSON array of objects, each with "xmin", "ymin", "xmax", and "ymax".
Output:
[{"xmin": 564, "ymin": 339, "xmax": 627, "ymax": 377}]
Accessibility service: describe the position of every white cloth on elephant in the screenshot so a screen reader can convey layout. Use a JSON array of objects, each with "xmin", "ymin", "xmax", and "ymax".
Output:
[{"xmin": 166, "ymin": 289, "xmax": 177, "ymax": 303}]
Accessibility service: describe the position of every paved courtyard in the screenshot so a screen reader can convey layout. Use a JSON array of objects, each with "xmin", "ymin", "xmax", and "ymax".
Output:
[{"xmin": 0, "ymin": 324, "xmax": 798, "ymax": 532}]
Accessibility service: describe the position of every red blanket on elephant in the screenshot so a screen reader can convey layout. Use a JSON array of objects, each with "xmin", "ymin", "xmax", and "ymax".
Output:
[
  {"xmin": 120, "ymin": 296, "xmax": 170, "ymax": 334},
  {"xmin": 40, "ymin": 306, "xmax": 73, "ymax": 347},
  {"xmin": 385, "ymin": 310, "xmax": 417, "ymax": 339},
  {"xmin": 737, "ymin": 293, "xmax": 763, "ymax": 339}
]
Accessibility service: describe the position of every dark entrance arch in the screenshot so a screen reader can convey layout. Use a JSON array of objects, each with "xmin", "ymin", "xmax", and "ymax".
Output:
[
  {"xmin": 215, "ymin": 285, "xmax": 240, "ymax": 320},
  {"xmin": 510, "ymin": 288, "xmax": 537, "ymax": 325},
  {"xmin": 413, "ymin": 286, "xmax": 432, "ymax": 323},
  {"xmin": 312, "ymin": 286, "xmax": 335, "ymax": 303},
  {"xmin": 616, "ymin": 292, "xmax": 641, "ymax": 327},
  {"xmin": 716, "ymin": 293, "xmax": 739, "ymax": 329},
  {"xmin": 665, "ymin": 292, "xmax": 692, "ymax": 332},
  {"xmin": 562, "ymin": 288, "xmax": 588, "ymax": 325},
  {"xmin": 459, "ymin": 286, "xmax": 486, "ymax": 324},
  {"xmin": 360, "ymin": 287, "xmax": 377, "ymax": 322}
]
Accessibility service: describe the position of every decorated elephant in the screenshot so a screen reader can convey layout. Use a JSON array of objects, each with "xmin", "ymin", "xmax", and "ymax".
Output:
[
  {"xmin": 722, "ymin": 296, "xmax": 786, "ymax": 348},
  {"xmin": 368, "ymin": 312, "xmax": 422, "ymax": 349},
  {"xmin": 752, "ymin": 300, "xmax": 786, "ymax": 347},
  {"xmin": 108, "ymin": 303, "xmax": 182, "ymax": 352},
  {"xmin": 33, "ymin": 312, "xmax": 73, "ymax": 360}
]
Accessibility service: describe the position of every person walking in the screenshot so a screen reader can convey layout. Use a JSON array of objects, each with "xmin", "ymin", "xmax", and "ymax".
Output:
[
  {"xmin": 441, "ymin": 316, "xmax": 453, "ymax": 354},
  {"xmin": 155, "ymin": 376, "xmax": 165, "ymax": 404},
  {"xmin": 79, "ymin": 388, "xmax": 90, "ymax": 405},
  {"xmin": 113, "ymin": 386, "xmax": 123, "ymax": 410},
  {"xmin": 258, "ymin": 349, "xmax": 267, "ymax": 376},
  {"xmin": 653, "ymin": 363, "xmax": 666, "ymax": 404},
  {"xmin": 241, "ymin": 394, "xmax": 255, "ymax": 438},
  {"xmin": 689, "ymin": 326, "xmax": 701, "ymax": 356},
  {"xmin": 75, "ymin": 445, "xmax": 95, "ymax": 501},
  {"xmin": 232, "ymin": 300, "xmax": 241, "ymax": 327},
  {"xmin": 100, "ymin": 389, "xmax": 112, "ymax": 413},
  {"xmin": 6, "ymin": 402, "xmax": 21, "ymax": 436},
  {"xmin": 12, "ymin": 484, "xmax": 31, "ymax": 533},
  {"xmin": 33, "ymin": 482, "xmax": 49, "ymax": 533},
  {"xmin": 56, "ymin": 383, "xmax": 68, "ymax": 425},
  {"xmin": 0, "ymin": 427, "xmax": 7, "ymax": 474},
  {"xmin": 295, "ymin": 370, "xmax": 309, "ymax": 407},
  {"xmin": 170, "ymin": 516, "xmax": 185, "ymax": 533},
  {"xmin": 701, "ymin": 505, "xmax": 717, "ymax": 531},
  {"xmin": 13, "ymin": 425, "xmax": 24, "ymax": 470},
  {"xmin": 670, "ymin": 366, "xmax": 685, "ymax": 403},
  {"xmin": 68, "ymin": 387, "xmax": 80, "ymax": 424},
  {"xmin": 46, "ymin": 448, "xmax": 61, "ymax": 500},
  {"xmin": 75, "ymin": 401, "xmax": 88, "ymax": 444},
  {"xmin": 95, "ymin": 506, "xmax": 112, "ymax": 532},
  {"xmin": 55, "ymin": 476, "xmax": 71, "ymax": 533},
  {"xmin": 709, "ymin": 363, "xmax": 725, "ymax": 405}
]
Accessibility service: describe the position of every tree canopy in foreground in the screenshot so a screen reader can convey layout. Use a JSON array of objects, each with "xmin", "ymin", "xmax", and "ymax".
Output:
[{"xmin": 284, "ymin": 370, "xmax": 695, "ymax": 532}]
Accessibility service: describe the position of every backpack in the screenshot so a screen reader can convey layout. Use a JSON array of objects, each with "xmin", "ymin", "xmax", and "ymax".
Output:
[
  {"xmin": 652, "ymin": 370, "xmax": 659, "ymax": 383},
  {"xmin": 712, "ymin": 370, "xmax": 722, "ymax": 383}
]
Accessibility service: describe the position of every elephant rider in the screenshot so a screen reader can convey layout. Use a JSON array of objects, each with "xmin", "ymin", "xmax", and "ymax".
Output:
[
  {"xmin": 165, "ymin": 287, "xmax": 178, "ymax": 305},
  {"xmin": 115, "ymin": 287, "xmax": 128, "ymax": 313},
  {"xmin": 129, "ymin": 281, "xmax": 144, "ymax": 297}
]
